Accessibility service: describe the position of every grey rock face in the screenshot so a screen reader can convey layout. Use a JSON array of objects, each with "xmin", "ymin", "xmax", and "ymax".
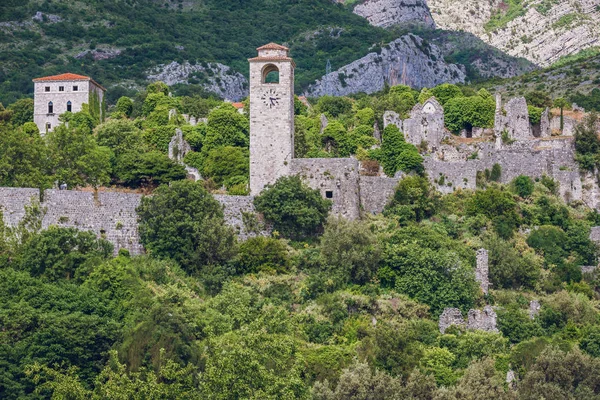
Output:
[
  {"xmin": 147, "ymin": 61, "xmax": 248, "ymax": 101},
  {"xmin": 476, "ymin": 249, "xmax": 489, "ymax": 295},
  {"xmin": 466, "ymin": 306, "xmax": 498, "ymax": 333},
  {"xmin": 354, "ymin": 0, "xmax": 435, "ymax": 29},
  {"xmin": 306, "ymin": 34, "xmax": 466, "ymax": 97},
  {"xmin": 75, "ymin": 48, "xmax": 122, "ymax": 61},
  {"xmin": 428, "ymin": 0, "xmax": 600, "ymax": 67},
  {"xmin": 33, "ymin": 11, "xmax": 62, "ymax": 23},
  {"xmin": 439, "ymin": 308, "xmax": 465, "ymax": 333}
]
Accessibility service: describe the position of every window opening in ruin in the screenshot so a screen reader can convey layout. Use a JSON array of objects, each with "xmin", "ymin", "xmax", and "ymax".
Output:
[
  {"xmin": 45, "ymin": 86, "xmax": 50, "ymax": 92},
  {"xmin": 325, "ymin": 190, "xmax": 334, "ymax": 199},
  {"xmin": 46, "ymin": 122, "xmax": 51, "ymax": 130},
  {"xmin": 59, "ymin": 86, "xmax": 64, "ymax": 92},
  {"xmin": 73, "ymin": 86, "xmax": 78, "ymax": 91},
  {"xmin": 67, "ymin": 101, "xmax": 72, "ymax": 112},
  {"xmin": 48, "ymin": 101, "xmax": 53, "ymax": 114},
  {"xmin": 262, "ymin": 64, "xmax": 280, "ymax": 84}
]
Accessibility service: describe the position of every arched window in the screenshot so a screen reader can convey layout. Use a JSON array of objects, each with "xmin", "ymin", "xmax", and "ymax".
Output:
[
  {"xmin": 48, "ymin": 101, "xmax": 53, "ymax": 114},
  {"xmin": 262, "ymin": 64, "xmax": 279, "ymax": 84},
  {"xmin": 67, "ymin": 101, "xmax": 72, "ymax": 112}
]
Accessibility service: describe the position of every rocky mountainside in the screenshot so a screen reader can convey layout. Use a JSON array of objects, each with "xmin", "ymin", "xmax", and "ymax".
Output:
[
  {"xmin": 147, "ymin": 62, "xmax": 248, "ymax": 101},
  {"xmin": 353, "ymin": 0, "xmax": 435, "ymax": 28},
  {"xmin": 348, "ymin": 0, "xmax": 600, "ymax": 67},
  {"xmin": 306, "ymin": 34, "xmax": 465, "ymax": 96}
]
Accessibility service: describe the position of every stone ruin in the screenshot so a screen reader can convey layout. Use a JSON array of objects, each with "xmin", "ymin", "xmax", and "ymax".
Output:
[
  {"xmin": 383, "ymin": 97, "xmax": 446, "ymax": 151},
  {"xmin": 168, "ymin": 128, "xmax": 201, "ymax": 182},
  {"xmin": 529, "ymin": 300, "xmax": 541, "ymax": 320},
  {"xmin": 495, "ymin": 96, "xmax": 532, "ymax": 141},
  {"xmin": 475, "ymin": 248, "xmax": 489, "ymax": 295},
  {"xmin": 439, "ymin": 306, "xmax": 498, "ymax": 334},
  {"xmin": 168, "ymin": 128, "xmax": 191, "ymax": 164}
]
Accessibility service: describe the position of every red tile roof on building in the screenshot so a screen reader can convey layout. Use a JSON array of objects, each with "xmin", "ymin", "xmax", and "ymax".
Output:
[
  {"xmin": 257, "ymin": 42, "xmax": 289, "ymax": 51},
  {"xmin": 232, "ymin": 102, "xmax": 245, "ymax": 109},
  {"xmin": 32, "ymin": 73, "xmax": 106, "ymax": 91}
]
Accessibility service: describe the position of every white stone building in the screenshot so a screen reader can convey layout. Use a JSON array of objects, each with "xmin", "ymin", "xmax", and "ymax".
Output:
[{"xmin": 33, "ymin": 73, "xmax": 105, "ymax": 133}]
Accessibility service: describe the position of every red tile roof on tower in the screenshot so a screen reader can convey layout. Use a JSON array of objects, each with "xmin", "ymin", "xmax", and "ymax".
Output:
[
  {"xmin": 32, "ymin": 73, "xmax": 106, "ymax": 91},
  {"xmin": 232, "ymin": 102, "xmax": 244, "ymax": 109},
  {"xmin": 33, "ymin": 73, "xmax": 92, "ymax": 82},
  {"xmin": 257, "ymin": 42, "xmax": 289, "ymax": 51}
]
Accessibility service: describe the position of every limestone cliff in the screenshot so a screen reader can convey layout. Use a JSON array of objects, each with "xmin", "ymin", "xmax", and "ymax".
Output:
[
  {"xmin": 305, "ymin": 34, "xmax": 465, "ymax": 97},
  {"xmin": 351, "ymin": 0, "xmax": 600, "ymax": 67},
  {"xmin": 427, "ymin": 0, "xmax": 600, "ymax": 66},
  {"xmin": 353, "ymin": 0, "xmax": 436, "ymax": 28},
  {"xmin": 147, "ymin": 61, "xmax": 248, "ymax": 101}
]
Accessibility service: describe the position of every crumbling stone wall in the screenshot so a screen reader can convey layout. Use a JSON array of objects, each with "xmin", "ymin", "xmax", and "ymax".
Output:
[
  {"xmin": 467, "ymin": 306, "xmax": 498, "ymax": 332},
  {"xmin": 403, "ymin": 98, "xmax": 446, "ymax": 151},
  {"xmin": 439, "ymin": 306, "xmax": 498, "ymax": 333},
  {"xmin": 0, "ymin": 188, "xmax": 39, "ymax": 226},
  {"xmin": 0, "ymin": 188, "xmax": 268, "ymax": 256},
  {"xmin": 291, "ymin": 158, "xmax": 361, "ymax": 220},
  {"xmin": 42, "ymin": 190, "xmax": 144, "ymax": 256},
  {"xmin": 439, "ymin": 308, "xmax": 465, "ymax": 334},
  {"xmin": 213, "ymin": 194, "xmax": 270, "ymax": 240},
  {"xmin": 476, "ymin": 249, "xmax": 489, "ymax": 295},
  {"xmin": 495, "ymin": 96, "xmax": 532, "ymax": 141},
  {"xmin": 359, "ymin": 175, "xmax": 400, "ymax": 215}
]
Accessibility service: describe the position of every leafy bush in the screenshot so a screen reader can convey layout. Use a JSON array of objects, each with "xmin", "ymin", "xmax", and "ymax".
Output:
[
  {"xmin": 512, "ymin": 175, "xmax": 534, "ymax": 198},
  {"xmin": 137, "ymin": 180, "xmax": 237, "ymax": 272},
  {"xmin": 253, "ymin": 176, "xmax": 331, "ymax": 240}
]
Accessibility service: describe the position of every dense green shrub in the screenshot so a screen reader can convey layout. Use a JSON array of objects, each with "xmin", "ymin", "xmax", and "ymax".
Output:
[
  {"xmin": 137, "ymin": 180, "xmax": 237, "ymax": 272},
  {"xmin": 254, "ymin": 176, "xmax": 331, "ymax": 240}
]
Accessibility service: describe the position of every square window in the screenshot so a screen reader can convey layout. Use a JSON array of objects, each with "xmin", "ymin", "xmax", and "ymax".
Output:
[
  {"xmin": 325, "ymin": 190, "xmax": 333, "ymax": 199},
  {"xmin": 45, "ymin": 86, "xmax": 50, "ymax": 92},
  {"xmin": 73, "ymin": 86, "xmax": 78, "ymax": 91},
  {"xmin": 59, "ymin": 86, "xmax": 64, "ymax": 92}
]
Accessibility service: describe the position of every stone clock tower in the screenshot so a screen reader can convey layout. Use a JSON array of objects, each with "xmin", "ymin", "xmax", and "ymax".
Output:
[{"xmin": 249, "ymin": 43, "xmax": 295, "ymax": 194}]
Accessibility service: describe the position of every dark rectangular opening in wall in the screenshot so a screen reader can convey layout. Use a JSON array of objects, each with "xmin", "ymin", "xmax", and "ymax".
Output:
[
  {"xmin": 45, "ymin": 86, "xmax": 50, "ymax": 92},
  {"xmin": 325, "ymin": 190, "xmax": 333, "ymax": 199}
]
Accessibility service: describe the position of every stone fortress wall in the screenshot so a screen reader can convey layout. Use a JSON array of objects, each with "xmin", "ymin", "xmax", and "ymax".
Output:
[{"xmin": 0, "ymin": 188, "xmax": 267, "ymax": 256}]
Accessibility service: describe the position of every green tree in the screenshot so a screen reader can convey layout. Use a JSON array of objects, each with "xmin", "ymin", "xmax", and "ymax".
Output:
[
  {"xmin": 316, "ymin": 96, "xmax": 352, "ymax": 117},
  {"xmin": 8, "ymin": 98, "xmax": 34, "ymax": 126},
  {"xmin": 17, "ymin": 226, "xmax": 113, "ymax": 281},
  {"xmin": 379, "ymin": 124, "xmax": 423, "ymax": 176},
  {"xmin": 574, "ymin": 112, "xmax": 600, "ymax": 171},
  {"xmin": 235, "ymin": 236, "xmax": 290, "ymax": 274},
  {"xmin": 115, "ymin": 96, "xmax": 134, "ymax": 117},
  {"xmin": 512, "ymin": 175, "xmax": 534, "ymax": 198},
  {"xmin": 320, "ymin": 216, "xmax": 382, "ymax": 284},
  {"xmin": 418, "ymin": 88, "xmax": 434, "ymax": 104},
  {"xmin": 114, "ymin": 150, "xmax": 186, "ymax": 188},
  {"xmin": 384, "ymin": 175, "xmax": 439, "ymax": 222},
  {"xmin": 444, "ymin": 95, "xmax": 495, "ymax": 133},
  {"xmin": 203, "ymin": 104, "xmax": 249, "ymax": 153},
  {"xmin": 0, "ymin": 124, "xmax": 52, "ymax": 188},
  {"xmin": 485, "ymin": 234, "xmax": 541, "ymax": 289},
  {"xmin": 46, "ymin": 125, "xmax": 112, "ymax": 189},
  {"xmin": 253, "ymin": 176, "xmax": 331, "ymax": 240},
  {"xmin": 137, "ymin": 180, "xmax": 237, "ymax": 272},
  {"xmin": 95, "ymin": 119, "xmax": 144, "ymax": 156},
  {"xmin": 431, "ymin": 83, "xmax": 463, "ymax": 105},
  {"xmin": 202, "ymin": 145, "xmax": 249, "ymax": 186}
]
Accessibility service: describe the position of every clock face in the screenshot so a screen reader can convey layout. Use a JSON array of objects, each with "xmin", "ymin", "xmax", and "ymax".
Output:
[{"xmin": 260, "ymin": 88, "xmax": 281, "ymax": 109}]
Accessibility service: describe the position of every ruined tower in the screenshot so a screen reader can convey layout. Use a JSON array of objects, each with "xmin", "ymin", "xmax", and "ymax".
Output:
[{"xmin": 249, "ymin": 43, "xmax": 295, "ymax": 194}]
